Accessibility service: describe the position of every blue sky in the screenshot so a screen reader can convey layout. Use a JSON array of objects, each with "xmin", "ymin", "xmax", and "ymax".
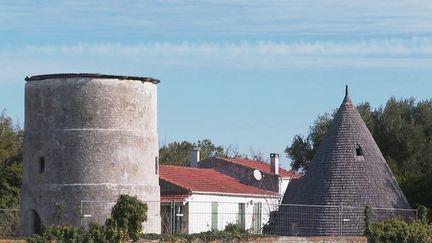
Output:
[{"xmin": 1, "ymin": 1, "xmax": 432, "ymax": 168}]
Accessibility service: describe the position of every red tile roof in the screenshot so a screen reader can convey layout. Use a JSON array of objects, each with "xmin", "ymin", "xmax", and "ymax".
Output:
[
  {"xmin": 221, "ymin": 158, "xmax": 302, "ymax": 178},
  {"xmin": 160, "ymin": 165, "xmax": 277, "ymax": 197}
]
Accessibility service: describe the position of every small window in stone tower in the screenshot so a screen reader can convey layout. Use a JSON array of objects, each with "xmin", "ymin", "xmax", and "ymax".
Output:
[
  {"xmin": 356, "ymin": 144, "xmax": 364, "ymax": 157},
  {"xmin": 155, "ymin": 156, "xmax": 159, "ymax": 175},
  {"xmin": 38, "ymin": 157, "xmax": 45, "ymax": 173}
]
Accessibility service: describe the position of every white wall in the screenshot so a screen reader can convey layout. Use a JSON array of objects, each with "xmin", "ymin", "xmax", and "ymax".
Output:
[
  {"xmin": 186, "ymin": 194, "xmax": 278, "ymax": 234},
  {"xmin": 279, "ymin": 178, "xmax": 291, "ymax": 199}
]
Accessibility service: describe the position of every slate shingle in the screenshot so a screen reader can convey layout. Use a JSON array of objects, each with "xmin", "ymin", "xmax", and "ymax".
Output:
[{"xmin": 270, "ymin": 86, "xmax": 411, "ymax": 236}]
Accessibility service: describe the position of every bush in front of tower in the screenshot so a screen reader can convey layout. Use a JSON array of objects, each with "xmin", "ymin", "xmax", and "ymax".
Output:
[
  {"xmin": 27, "ymin": 194, "xmax": 148, "ymax": 243},
  {"xmin": 108, "ymin": 194, "xmax": 148, "ymax": 241}
]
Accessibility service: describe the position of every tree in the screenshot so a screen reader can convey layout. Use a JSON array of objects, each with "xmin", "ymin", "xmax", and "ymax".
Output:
[
  {"xmin": 0, "ymin": 111, "xmax": 23, "ymax": 208},
  {"xmin": 285, "ymin": 112, "xmax": 334, "ymax": 171},
  {"xmin": 197, "ymin": 139, "xmax": 225, "ymax": 160},
  {"xmin": 356, "ymin": 102, "xmax": 376, "ymax": 132},
  {"xmin": 159, "ymin": 139, "xmax": 224, "ymax": 166},
  {"xmin": 285, "ymin": 135, "xmax": 313, "ymax": 171},
  {"xmin": 159, "ymin": 141, "xmax": 193, "ymax": 166},
  {"xmin": 374, "ymin": 98, "xmax": 432, "ymax": 177}
]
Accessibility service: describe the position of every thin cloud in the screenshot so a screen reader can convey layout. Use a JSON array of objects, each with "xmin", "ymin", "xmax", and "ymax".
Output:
[
  {"xmin": 18, "ymin": 38, "xmax": 432, "ymax": 58},
  {"xmin": 0, "ymin": 1, "xmax": 431, "ymax": 37},
  {"xmin": 1, "ymin": 38, "xmax": 432, "ymax": 83}
]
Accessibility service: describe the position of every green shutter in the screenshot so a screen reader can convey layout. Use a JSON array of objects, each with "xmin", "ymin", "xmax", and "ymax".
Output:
[
  {"xmin": 253, "ymin": 202, "xmax": 262, "ymax": 233},
  {"xmin": 238, "ymin": 203, "xmax": 246, "ymax": 230},
  {"xmin": 211, "ymin": 202, "xmax": 218, "ymax": 230}
]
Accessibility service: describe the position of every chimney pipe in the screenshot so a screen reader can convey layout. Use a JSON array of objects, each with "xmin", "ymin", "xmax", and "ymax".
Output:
[
  {"xmin": 190, "ymin": 146, "xmax": 201, "ymax": 167},
  {"xmin": 270, "ymin": 153, "xmax": 279, "ymax": 175}
]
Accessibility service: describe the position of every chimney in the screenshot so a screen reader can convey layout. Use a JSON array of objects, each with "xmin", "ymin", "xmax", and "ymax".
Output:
[
  {"xmin": 270, "ymin": 153, "xmax": 279, "ymax": 175},
  {"xmin": 190, "ymin": 145, "xmax": 201, "ymax": 167}
]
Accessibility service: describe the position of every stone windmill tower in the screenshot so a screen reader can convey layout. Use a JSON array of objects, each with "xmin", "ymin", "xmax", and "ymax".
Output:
[
  {"xmin": 269, "ymin": 86, "xmax": 411, "ymax": 236},
  {"xmin": 21, "ymin": 74, "xmax": 161, "ymax": 235}
]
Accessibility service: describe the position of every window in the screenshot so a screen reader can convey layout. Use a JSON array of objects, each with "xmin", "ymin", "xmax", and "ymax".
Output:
[
  {"xmin": 356, "ymin": 144, "xmax": 364, "ymax": 157},
  {"xmin": 155, "ymin": 156, "xmax": 159, "ymax": 175},
  {"xmin": 38, "ymin": 157, "xmax": 45, "ymax": 173}
]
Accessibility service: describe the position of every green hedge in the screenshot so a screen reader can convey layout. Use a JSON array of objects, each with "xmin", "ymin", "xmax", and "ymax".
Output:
[
  {"xmin": 140, "ymin": 224, "xmax": 260, "ymax": 242},
  {"xmin": 27, "ymin": 224, "xmax": 264, "ymax": 243},
  {"xmin": 365, "ymin": 206, "xmax": 432, "ymax": 243},
  {"xmin": 367, "ymin": 218, "xmax": 432, "ymax": 243}
]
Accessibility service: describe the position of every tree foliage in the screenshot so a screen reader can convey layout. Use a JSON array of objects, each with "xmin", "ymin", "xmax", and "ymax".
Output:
[
  {"xmin": 284, "ymin": 135, "xmax": 312, "ymax": 171},
  {"xmin": 159, "ymin": 139, "xmax": 224, "ymax": 166},
  {"xmin": 197, "ymin": 139, "xmax": 225, "ymax": 160},
  {"xmin": 285, "ymin": 98, "xmax": 432, "ymax": 208},
  {"xmin": 285, "ymin": 112, "xmax": 334, "ymax": 171},
  {"xmin": 109, "ymin": 194, "xmax": 148, "ymax": 241},
  {"xmin": 0, "ymin": 111, "xmax": 23, "ymax": 209}
]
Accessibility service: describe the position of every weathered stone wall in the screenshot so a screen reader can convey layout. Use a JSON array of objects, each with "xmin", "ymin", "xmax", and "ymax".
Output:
[{"xmin": 22, "ymin": 76, "xmax": 161, "ymax": 235}]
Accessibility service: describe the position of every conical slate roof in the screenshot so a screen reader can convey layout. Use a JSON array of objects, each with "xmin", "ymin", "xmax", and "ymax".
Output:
[{"xmin": 268, "ymin": 86, "xmax": 411, "ymax": 236}]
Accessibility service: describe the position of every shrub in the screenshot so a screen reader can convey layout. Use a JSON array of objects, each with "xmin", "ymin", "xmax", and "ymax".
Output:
[
  {"xmin": 224, "ymin": 222, "xmax": 246, "ymax": 233},
  {"xmin": 110, "ymin": 194, "xmax": 148, "ymax": 241},
  {"xmin": 367, "ymin": 217, "xmax": 432, "ymax": 243},
  {"xmin": 0, "ymin": 210, "xmax": 20, "ymax": 238},
  {"xmin": 27, "ymin": 224, "xmax": 87, "ymax": 243},
  {"xmin": 140, "ymin": 223, "xmax": 265, "ymax": 242},
  {"xmin": 365, "ymin": 206, "xmax": 432, "ymax": 243},
  {"xmin": 27, "ymin": 194, "xmax": 148, "ymax": 243}
]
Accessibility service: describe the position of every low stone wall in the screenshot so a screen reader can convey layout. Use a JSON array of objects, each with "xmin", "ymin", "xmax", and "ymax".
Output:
[
  {"xmin": 249, "ymin": 236, "xmax": 367, "ymax": 243},
  {"xmin": 0, "ymin": 236, "xmax": 367, "ymax": 243},
  {"xmin": 137, "ymin": 236, "xmax": 367, "ymax": 243}
]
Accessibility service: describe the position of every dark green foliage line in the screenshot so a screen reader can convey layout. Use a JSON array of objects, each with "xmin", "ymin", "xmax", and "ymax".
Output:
[
  {"xmin": 159, "ymin": 138, "xmax": 267, "ymax": 167},
  {"xmin": 159, "ymin": 139, "xmax": 225, "ymax": 166},
  {"xmin": 0, "ymin": 111, "xmax": 23, "ymax": 237},
  {"xmin": 0, "ymin": 111, "xmax": 23, "ymax": 209},
  {"xmin": 140, "ymin": 223, "xmax": 263, "ymax": 243}
]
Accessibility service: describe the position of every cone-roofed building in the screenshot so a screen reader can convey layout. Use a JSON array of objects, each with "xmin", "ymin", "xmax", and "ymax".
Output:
[{"xmin": 268, "ymin": 86, "xmax": 411, "ymax": 236}]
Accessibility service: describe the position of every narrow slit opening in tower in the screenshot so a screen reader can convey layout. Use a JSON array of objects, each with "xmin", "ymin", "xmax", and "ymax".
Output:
[
  {"xmin": 31, "ymin": 209, "xmax": 42, "ymax": 235},
  {"xmin": 39, "ymin": 157, "xmax": 45, "ymax": 173},
  {"xmin": 155, "ymin": 156, "xmax": 159, "ymax": 174}
]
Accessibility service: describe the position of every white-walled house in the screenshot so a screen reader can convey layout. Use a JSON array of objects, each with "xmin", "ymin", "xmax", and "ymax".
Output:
[{"xmin": 159, "ymin": 165, "xmax": 279, "ymax": 234}]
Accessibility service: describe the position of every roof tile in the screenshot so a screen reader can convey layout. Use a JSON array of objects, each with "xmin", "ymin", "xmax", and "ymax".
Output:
[
  {"xmin": 222, "ymin": 158, "xmax": 301, "ymax": 178},
  {"xmin": 160, "ymin": 165, "xmax": 277, "ymax": 196}
]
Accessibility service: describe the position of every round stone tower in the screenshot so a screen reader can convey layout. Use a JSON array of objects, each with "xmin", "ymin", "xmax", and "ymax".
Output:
[{"xmin": 21, "ymin": 73, "xmax": 161, "ymax": 235}]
